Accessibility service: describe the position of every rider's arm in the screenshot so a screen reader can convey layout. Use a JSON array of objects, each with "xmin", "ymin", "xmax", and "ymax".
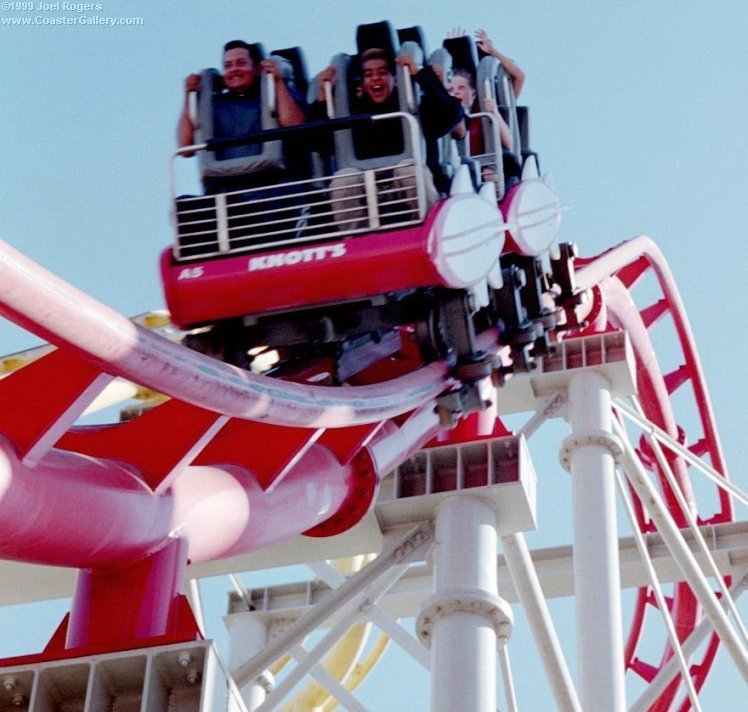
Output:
[
  {"xmin": 177, "ymin": 74, "xmax": 201, "ymax": 152},
  {"xmin": 261, "ymin": 59, "xmax": 306, "ymax": 127},
  {"xmin": 475, "ymin": 29, "xmax": 525, "ymax": 98}
]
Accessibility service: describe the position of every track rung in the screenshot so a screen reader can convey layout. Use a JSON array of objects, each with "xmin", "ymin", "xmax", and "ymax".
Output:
[
  {"xmin": 688, "ymin": 438, "xmax": 708, "ymax": 458},
  {"xmin": 616, "ymin": 255, "xmax": 649, "ymax": 288},
  {"xmin": 630, "ymin": 657, "xmax": 659, "ymax": 682},
  {"xmin": 639, "ymin": 299, "xmax": 669, "ymax": 328},
  {"xmin": 663, "ymin": 364, "xmax": 690, "ymax": 394}
]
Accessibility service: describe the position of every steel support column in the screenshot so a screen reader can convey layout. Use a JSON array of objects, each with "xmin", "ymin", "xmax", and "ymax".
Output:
[
  {"xmin": 227, "ymin": 615, "xmax": 273, "ymax": 711},
  {"xmin": 418, "ymin": 495, "xmax": 512, "ymax": 712},
  {"xmin": 66, "ymin": 537, "xmax": 194, "ymax": 649},
  {"xmin": 563, "ymin": 370, "xmax": 626, "ymax": 711}
]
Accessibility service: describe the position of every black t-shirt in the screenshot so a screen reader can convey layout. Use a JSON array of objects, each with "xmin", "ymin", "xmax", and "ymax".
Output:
[
  {"xmin": 309, "ymin": 65, "xmax": 463, "ymax": 170},
  {"xmin": 350, "ymin": 92, "xmax": 403, "ymax": 159}
]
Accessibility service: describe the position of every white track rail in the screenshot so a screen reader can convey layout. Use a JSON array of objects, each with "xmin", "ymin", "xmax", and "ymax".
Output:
[{"xmin": 0, "ymin": 239, "xmax": 455, "ymax": 428}]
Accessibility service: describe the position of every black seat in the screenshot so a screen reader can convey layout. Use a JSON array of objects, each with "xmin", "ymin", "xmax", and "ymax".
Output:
[{"xmin": 356, "ymin": 20, "xmax": 399, "ymax": 55}]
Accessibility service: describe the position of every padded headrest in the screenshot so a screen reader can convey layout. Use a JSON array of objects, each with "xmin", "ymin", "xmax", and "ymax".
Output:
[
  {"xmin": 443, "ymin": 35, "xmax": 479, "ymax": 78},
  {"xmin": 266, "ymin": 54, "xmax": 294, "ymax": 82},
  {"xmin": 398, "ymin": 40, "xmax": 423, "ymax": 67},
  {"xmin": 476, "ymin": 55, "xmax": 500, "ymax": 102},
  {"xmin": 329, "ymin": 53, "xmax": 353, "ymax": 118},
  {"xmin": 398, "ymin": 26, "xmax": 427, "ymax": 56},
  {"xmin": 356, "ymin": 20, "xmax": 399, "ymax": 56},
  {"xmin": 271, "ymin": 46, "xmax": 309, "ymax": 97},
  {"xmin": 397, "ymin": 40, "xmax": 423, "ymax": 113},
  {"xmin": 429, "ymin": 47, "xmax": 453, "ymax": 85},
  {"xmin": 204, "ymin": 68, "xmax": 225, "ymax": 94}
]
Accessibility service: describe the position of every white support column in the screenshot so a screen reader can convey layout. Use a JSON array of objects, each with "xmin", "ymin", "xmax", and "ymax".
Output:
[
  {"xmin": 417, "ymin": 495, "xmax": 513, "ymax": 712},
  {"xmin": 227, "ymin": 615, "xmax": 273, "ymax": 711},
  {"xmin": 561, "ymin": 370, "xmax": 626, "ymax": 712}
]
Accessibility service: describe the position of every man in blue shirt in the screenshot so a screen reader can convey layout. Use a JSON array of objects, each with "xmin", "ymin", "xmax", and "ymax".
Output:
[
  {"xmin": 175, "ymin": 39, "xmax": 308, "ymax": 244},
  {"xmin": 177, "ymin": 40, "xmax": 305, "ymax": 162}
]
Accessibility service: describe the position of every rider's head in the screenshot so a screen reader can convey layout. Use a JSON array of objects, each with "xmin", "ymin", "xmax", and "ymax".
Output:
[
  {"xmin": 360, "ymin": 48, "xmax": 395, "ymax": 104},
  {"xmin": 222, "ymin": 40, "xmax": 257, "ymax": 93},
  {"xmin": 448, "ymin": 68, "xmax": 476, "ymax": 109}
]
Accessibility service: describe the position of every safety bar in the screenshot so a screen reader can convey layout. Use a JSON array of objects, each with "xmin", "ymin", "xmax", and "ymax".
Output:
[
  {"xmin": 170, "ymin": 112, "xmax": 427, "ymax": 260},
  {"xmin": 467, "ymin": 110, "xmax": 505, "ymax": 199},
  {"xmin": 186, "ymin": 113, "xmax": 421, "ymax": 154}
]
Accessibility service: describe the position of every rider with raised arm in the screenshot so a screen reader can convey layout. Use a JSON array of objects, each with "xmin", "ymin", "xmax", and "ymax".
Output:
[
  {"xmin": 475, "ymin": 28, "xmax": 525, "ymax": 98},
  {"xmin": 311, "ymin": 47, "xmax": 464, "ymax": 224},
  {"xmin": 177, "ymin": 40, "xmax": 305, "ymax": 161},
  {"xmin": 447, "ymin": 27, "xmax": 524, "ymax": 153},
  {"xmin": 174, "ymin": 39, "xmax": 309, "ymax": 254},
  {"xmin": 445, "ymin": 27, "xmax": 525, "ymax": 190}
]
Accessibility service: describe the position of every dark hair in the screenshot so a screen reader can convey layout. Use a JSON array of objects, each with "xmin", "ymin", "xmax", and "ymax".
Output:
[
  {"xmin": 452, "ymin": 67, "xmax": 475, "ymax": 88},
  {"xmin": 222, "ymin": 39, "xmax": 264, "ymax": 68},
  {"xmin": 360, "ymin": 47, "xmax": 395, "ymax": 74},
  {"xmin": 224, "ymin": 39, "xmax": 253, "ymax": 55}
]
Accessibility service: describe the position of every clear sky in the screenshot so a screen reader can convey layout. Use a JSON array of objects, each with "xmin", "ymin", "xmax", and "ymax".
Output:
[{"xmin": 1, "ymin": 0, "xmax": 747, "ymax": 709}]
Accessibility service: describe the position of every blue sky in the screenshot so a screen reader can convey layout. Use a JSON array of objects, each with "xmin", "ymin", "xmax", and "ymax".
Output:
[{"xmin": 1, "ymin": 0, "xmax": 747, "ymax": 708}]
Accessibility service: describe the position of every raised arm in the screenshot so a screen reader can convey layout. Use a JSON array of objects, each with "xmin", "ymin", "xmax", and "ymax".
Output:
[
  {"xmin": 430, "ymin": 62, "xmax": 466, "ymax": 140},
  {"xmin": 261, "ymin": 59, "xmax": 306, "ymax": 127},
  {"xmin": 475, "ymin": 28, "xmax": 525, "ymax": 98},
  {"xmin": 396, "ymin": 55, "xmax": 465, "ymax": 141},
  {"xmin": 314, "ymin": 66, "xmax": 336, "ymax": 103},
  {"xmin": 177, "ymin": 74, "xmax": 201, "ymax": 149}
]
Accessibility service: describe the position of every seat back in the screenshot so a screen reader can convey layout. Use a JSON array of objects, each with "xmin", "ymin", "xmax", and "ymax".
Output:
[
  {"xmin": 356, "ymin": 20, "xmax": 399, "ymax": 55},
  {"xmin": 397, "ymin": 25, "xmax": 428, "ymax": 56},
  {"xmin": 397, "ymin": 40, "xmax": 423, "ymax": 114}
]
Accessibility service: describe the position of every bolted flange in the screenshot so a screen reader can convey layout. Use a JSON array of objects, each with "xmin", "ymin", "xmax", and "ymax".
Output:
[
  {"xmin": 255, "ymin": 669, "xmax": 275, "ymax": 694},
  {"xmin": 559, "ymin": 429, "xmax": 624, "ymax": 472},
  {"xmin": 416, "ymin": 588, "xmax": 514, "ymax": 649}
]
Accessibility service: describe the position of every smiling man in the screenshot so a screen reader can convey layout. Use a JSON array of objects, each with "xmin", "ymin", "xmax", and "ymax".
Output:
[
  {"xmin": 349, "ymin": 48, "xmax": 403, "ymax": 159},
  {"xmin": 177, "ymin": 40, "xmax": 305, "ymax": 161}
]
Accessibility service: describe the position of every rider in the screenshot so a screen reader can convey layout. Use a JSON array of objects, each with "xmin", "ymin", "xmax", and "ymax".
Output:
[
  {"xmin": 311, "ymin": 47, "xmax": 464, "ymax": 227},
  {"xmin": 177, "ymin": 40, "xmax": 306, "ymax": 191}
]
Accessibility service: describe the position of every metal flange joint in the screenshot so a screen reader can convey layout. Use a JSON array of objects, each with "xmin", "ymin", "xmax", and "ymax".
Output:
[
  {"xmin": 416, "ymin": 588, "xmax": 514, "ymax": 648},
  {"xmin": 558, "ymin": 429, "xmax": 624, "ymax": 472}
]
